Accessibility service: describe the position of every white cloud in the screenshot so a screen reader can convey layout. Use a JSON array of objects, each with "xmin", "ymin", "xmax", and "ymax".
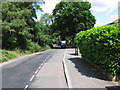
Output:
[
  {"xmin": 36, "ymin": 0, "xmax": 61, "ymax": 21},
  {"xmin": 91, "ymin": 6, "xmax": 108, "ymax": 12},
  {"xmin": 42, "ymin": 0, "xmax": 62, "ymax": 14},
  {"xmin": 94, "ymin": 21, "xmax": 105, "ymax": 27},
  {"xmin": 89, "ymin": 0, "xmax": 119, "ymax": 15},
  {"xmin": 41, "ymin": 0, "xmax": 119, "ymax": 15},
  {"xmin": 109, "ymin": 14, "xmax": 118, "ymax": 20}
]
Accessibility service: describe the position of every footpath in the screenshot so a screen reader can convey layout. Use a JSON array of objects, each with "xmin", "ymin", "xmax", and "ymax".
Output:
[{"xmin": 63, "ymin": 48, "xmax": 119, "ymax": 89}]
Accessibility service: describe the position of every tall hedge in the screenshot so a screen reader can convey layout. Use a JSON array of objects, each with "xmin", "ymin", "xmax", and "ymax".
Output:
[{"xmin": 75, "ymin": 23, "xmax": 120, "ymax": 75}]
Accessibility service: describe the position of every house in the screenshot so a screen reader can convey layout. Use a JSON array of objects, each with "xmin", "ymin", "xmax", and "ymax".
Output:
[{"xmin": 108, "ymin": 18, "xmax": 120, "ymax": 25}]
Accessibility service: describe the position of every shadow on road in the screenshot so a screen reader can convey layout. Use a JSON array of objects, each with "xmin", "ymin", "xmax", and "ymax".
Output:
[
  {"xmin": 106, "ymin": 86, "xmax": 120, "ymax": 90},
  {"xmin": 68, "ymin": 54, "xmax": 111, "ymax": 81},
  {"xmin": 53, "ymin": 46, "xmax": 75, "ymax": 49},
  {"xmin": 53, "ymin": 46, "xmax": 62, "ymax": 49}
]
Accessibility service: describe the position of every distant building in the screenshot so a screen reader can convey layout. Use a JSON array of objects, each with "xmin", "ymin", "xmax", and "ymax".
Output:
[{"xmin": 108, "ymin": 19, "xmax": 120, "ymax": 25}]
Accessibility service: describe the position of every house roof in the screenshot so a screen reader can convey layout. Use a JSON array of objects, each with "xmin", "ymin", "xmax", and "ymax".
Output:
[{"xmin": 108, "ymin": 18, "xmax": 120, "ymax": 25}]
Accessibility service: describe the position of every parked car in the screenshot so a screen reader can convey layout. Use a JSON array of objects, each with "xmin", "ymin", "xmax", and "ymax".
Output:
[
  {"xmin": 67, "ymin": 41, "xmax": 75, "ymax": 48},
  {"xmin": 61, "ymin": 41, "xmax": 67, "ymax": 48}
]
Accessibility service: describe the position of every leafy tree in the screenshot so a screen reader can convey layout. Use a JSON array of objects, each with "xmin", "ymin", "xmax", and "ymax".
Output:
[
  {"xmin": 40, "ymin": 13, "xmax": 54, "ymax": 25},
  {"xmin": 2, "ymin": 2, "xmax": 39, "ymax": 49},
  {"xmin": 34, "ymin": 13, "xmax": 54, "ymax": 46},
  {"xmin": 34, "ymin": 22, "xmax": 52, "ymax": 46},
  {"xmin": 52, "ymin": 1, "xmax": 96, "ymax": 40}
]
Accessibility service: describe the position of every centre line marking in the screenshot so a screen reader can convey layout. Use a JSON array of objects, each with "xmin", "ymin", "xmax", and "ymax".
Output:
[
  {"xmin": 43, "ymin": 60, "xmax": 46, "ymax": 63},
  {"xmin": 25, "ymin": 51, "xmax": 56, "ymax": 89},
  {"xmin": 24, "ymin": 85, "xmax": 28, "ymax": 90},
  {"xmin": 30, "ymin": 75, "xmax": 35, "ymax": 81},
  {"xmin": 38, "ymin": 66, "xmax": 42, "ymax": 69},
  {"xmin": 35, "ymin": 70, "xmax": 39, "ymax": 74},
  {"xmin": 41, "ymin": 63, "xmax": 43, "ymax": 66},
  {"xmin": 38, "ymin": 52, "xmax": 55, "ymax": 70}
]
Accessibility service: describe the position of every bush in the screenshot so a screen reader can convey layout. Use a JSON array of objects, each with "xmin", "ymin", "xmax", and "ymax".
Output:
[
  {"xmin": 75, "ymin": 23, "xmax": 120, "ymax": 75},
  {"xmin": 26, "ymin": 40, "xmax": 42, "ymax": 52},
  {"xmin": 1, "ymin": 50, "xmax": 18, "ymax": 62},
  {"xmin": 41, "ymin": 45, "xmax": 51, "ymax": 51},
  {"xmin": 26, "ymin": 40, "xmax": 51, "ymax": 52},
  {"xmin": 1, "ymin": 41, "xmax": 51, "ymax": 62},
  {"xmin": 48, "ymin": 43, "xmax": 54, "ymax": 48}
]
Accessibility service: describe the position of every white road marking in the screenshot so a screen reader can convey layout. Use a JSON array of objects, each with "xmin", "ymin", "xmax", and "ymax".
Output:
[
  {"xmin": 38, "ymin": 52, "xmax": 54, "ymax": 69},
  {"xmin": 38, "ymin": 66, "xmax": 42, "ymax": 69},
  {"xmin": 41, "ymin": 63, "xmax": 43, "ymax": 66},
  {"xmin": 26, "ymin": 51, "xmax": 56, "ymax": 88},
  {"xmin": 63, "ymin": 49, "xmax": 72, "ymax": 88},
  {"xmin": 44, "ymin": 53, "xmax": 53, "ymax": 61},
  {"xmin": 30, "ymin": 75, "xmax": 35, "ymax": 81},
  {"xmin": 24, "ymin": 85, "xmax": 29, "ymax": 89},
  {"xmin": 35, "ymin": 70, "xmax": 39, "ymax": 74},
  {"xmin": 43, "ymin": 60, "xmax": 46, "ymax": 63}
]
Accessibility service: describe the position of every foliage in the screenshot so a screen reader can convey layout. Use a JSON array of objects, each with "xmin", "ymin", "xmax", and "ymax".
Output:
[
  {"xmin": 1, "ymin": 2, "xmax": 52, "ymax": 62},
  {"xmin": 26, "ymin": 40, "xmax": 51, "ymax": 52},
  {"xmin": 1, "ymin": 49, "xmax": 24, "ymax": 62},
  {"xmin": 41, "ymin": 45, "xmax": 51, "ymax": 51},
  {"xmin": 52, "ymin": 1, "xmax": 96, "ymax": 40},
  {"xmin": 75, "ymin": 23, "xmax": 120, "ymax": 75},
  {"xmin": 26, "ymin": 40, "xmax": 42, "ymax": 52},
  {"xmin": 2, "ymin": 2, "xmax": 52, "ymax": 49},
  {"xmin": 40, "ymin": 13, "xmax": 54, "ymax": 26},
  {"xmin": 2, "ymin": 2, "xmax": 38, "ymax": 50},
  {"xmin": 34, "ymin": 21, "xmax": 52, "ymax": 46}
]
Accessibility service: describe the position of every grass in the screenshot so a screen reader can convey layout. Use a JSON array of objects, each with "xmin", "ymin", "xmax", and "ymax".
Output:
[{"xmin": 1, "ymin": 45, "xmax": 51, "ymax": 63}]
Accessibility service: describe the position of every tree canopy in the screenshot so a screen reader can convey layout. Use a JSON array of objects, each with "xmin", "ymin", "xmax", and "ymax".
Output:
[
  {"xmin": 52, "ymin": 1, "xmax": 96, "ymax": 40},
  {"xmin": 2, "ymin": 2, "xmax": 52, "ymax": 50}
]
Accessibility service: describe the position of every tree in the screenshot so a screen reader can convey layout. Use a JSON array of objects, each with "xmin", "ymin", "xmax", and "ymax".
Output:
[
  {"xmin": 52, "ymin": 1, "xmax": 96, "ymax": 40},
  {"xmin": 34, "ymin": 13, "xmax": 54, "ymax": 46},
  {"xmin": 2, "ymin": 2, "xmax": 39, "ymax": 49},
  {"xmin": 40, "ymin": 13, "xmax": 53, "ymax": 25},
  {"xmin": 39, "ymin": 13, "xmax": 54, "ymax": 35},
  {"xmin": 34, "ymin": 22, "xmax": 52, "ymax": 46}
]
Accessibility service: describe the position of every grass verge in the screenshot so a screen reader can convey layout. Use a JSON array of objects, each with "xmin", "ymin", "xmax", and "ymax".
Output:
[{"xmin": 1, "ymin": 45, "xmax": 51, "ymax": 63}]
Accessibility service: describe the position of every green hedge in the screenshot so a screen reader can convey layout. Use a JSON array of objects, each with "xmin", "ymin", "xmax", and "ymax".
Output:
[{"xmin": 75, "ymin": 23, "xmax": 120, "ymax": 75}]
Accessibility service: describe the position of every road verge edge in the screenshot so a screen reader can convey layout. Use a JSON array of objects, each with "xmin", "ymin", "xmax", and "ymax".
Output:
[
  {"xmin": 1, "ymin": 49, "xmax": 51, "ymax": 66},
  {"xmin": 62, "ymin": 49, "xmax": 72, "ymax": 88}
]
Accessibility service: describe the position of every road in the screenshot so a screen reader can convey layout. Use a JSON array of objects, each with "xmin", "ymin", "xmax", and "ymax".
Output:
[
  {"xmin": 2, "ymin": 47, "xmax": 118, "ymax": 89},
  {"xmin": 2, "ymin": 47, "xmax": 67, "ymax": 88}
]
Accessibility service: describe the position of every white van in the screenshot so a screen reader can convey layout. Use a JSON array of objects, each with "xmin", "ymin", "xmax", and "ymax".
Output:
[{"xmin": 61, "ymin": 41, "xmax": 67, "ymax": 48}]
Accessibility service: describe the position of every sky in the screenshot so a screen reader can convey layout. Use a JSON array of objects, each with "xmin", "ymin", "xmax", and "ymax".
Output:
[{"xmin": 36, "ymin": 0, "xmax": 120, "ymax": 27}]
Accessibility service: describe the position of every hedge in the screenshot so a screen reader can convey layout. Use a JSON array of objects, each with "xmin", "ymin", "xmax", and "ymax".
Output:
[{"xmin": 75, "ymin": 23, "xmax": 120, "ymax": 76}]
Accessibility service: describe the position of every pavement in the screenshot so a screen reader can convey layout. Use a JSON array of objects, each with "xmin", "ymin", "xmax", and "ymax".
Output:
[{"xmin": 63, "ymin": 48, "xmax": 119, "ymax": 89}]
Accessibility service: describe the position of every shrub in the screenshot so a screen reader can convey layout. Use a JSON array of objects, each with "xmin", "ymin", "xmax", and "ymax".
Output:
[
  {"xmin": 1, "ymin": 41, "xmax": 51, "ymax": 62},
  {"xmin": 75, "ymin": 23, "xmax": 120, "ymax": 75},
  {"xmin": 26, "ymin": 40, "xmax": 42, "ymax": 52},
  {"xmin": 1, "ymin": 50, "xmax": 18, "ymax": 62},
  {"xmin": 26, "ymin": 40, "xmax": 51, "ymax": 52},
  {"xmin": 41, "ymin": 45, "xmax": 51, "ymax": 51}
]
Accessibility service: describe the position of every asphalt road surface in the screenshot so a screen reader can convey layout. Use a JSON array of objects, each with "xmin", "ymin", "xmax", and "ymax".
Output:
[{"xmin": 2, "ymin": 47, "xmax": 67, "ymax": 88}]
